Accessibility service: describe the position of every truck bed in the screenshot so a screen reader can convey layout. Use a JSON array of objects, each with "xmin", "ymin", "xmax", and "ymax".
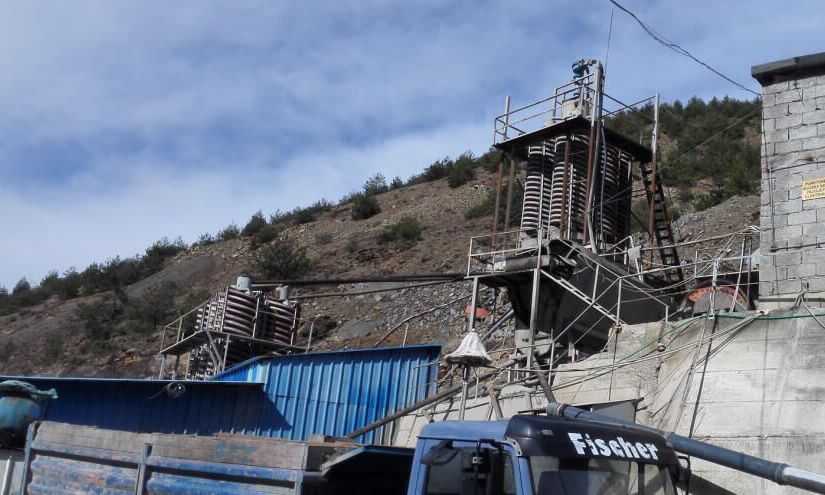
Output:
[{"xmin": 15, "ymin": 421, "xmax": 413, "ymax": 494}]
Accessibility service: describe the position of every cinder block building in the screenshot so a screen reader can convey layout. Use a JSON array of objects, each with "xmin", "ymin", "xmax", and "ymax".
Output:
[{"xmin": 753, "ymin": 52, "xmax": 825, "ymax": 302}]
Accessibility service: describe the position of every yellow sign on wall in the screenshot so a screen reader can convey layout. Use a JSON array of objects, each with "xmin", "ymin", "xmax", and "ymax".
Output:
[{"xmin": 802, "ymin": 177, "xmax": 825, "ymax": 200}]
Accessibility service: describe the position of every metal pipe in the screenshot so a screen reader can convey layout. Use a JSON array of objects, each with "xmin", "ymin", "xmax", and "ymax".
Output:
[
  {"xmin": 346, "ymin": 360, "xmax": 515, "ymax": 439},
  {"xmin": 548, "ymin": 402, "xmax": 825, "ymax": 494},
  {"xmin": 532, "ymin": 351, "xmax": 556, "ymax": 404},
  {"xmin": 250, "ymin": 273, "xmax": 465, "ymax": 287},
  {"xmin": 374, "ymin": 295, "xmax": 470, "ymax": 346},
  {"xmin": 458, "ymin": 366, "xmax": 470, "ymax": 420},
  {"xmin": 292, "ymin": 280, "xmax": 456, "ymax": 301}
]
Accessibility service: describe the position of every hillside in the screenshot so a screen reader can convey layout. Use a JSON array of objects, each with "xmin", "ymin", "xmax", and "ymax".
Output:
[
  {"xmin": 0, "ymin": 97, "xmax": 763, "ymax": 378},
  {"xmin": 0, "ymin": 171, "xmax": 497, "ymax": 377}
]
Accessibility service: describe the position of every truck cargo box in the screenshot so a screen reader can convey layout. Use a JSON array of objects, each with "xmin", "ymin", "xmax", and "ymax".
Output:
[{"xmin": 16, "ymin": 422, "xmax": 413, "ymax": 494}]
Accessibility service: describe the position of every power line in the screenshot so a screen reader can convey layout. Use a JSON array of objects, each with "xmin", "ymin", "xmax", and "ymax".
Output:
[{"xmin": 608, "ymin": 0, "xmax": 761, "ymax": 97}]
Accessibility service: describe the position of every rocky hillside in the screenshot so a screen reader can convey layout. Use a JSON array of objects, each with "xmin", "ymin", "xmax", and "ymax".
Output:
[
  {"xmin": 0, "ymin": 170, "xmax": 500, "ymax": 377},
  {"xmin": 0, "ymin": 96, "xmax": 765, "ymax": 378},
  {"xmin": 0, "ymin": 163, "xmax": 759, "ymax": 378}
]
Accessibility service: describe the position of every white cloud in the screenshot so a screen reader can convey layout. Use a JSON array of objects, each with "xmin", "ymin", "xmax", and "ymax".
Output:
[
  {"xmin": 1, "ymin": 0, "xmax": 824, "ymax": 287},
  {"xmin": 0, "ymin": 119, "xmax": 489, "ymax": 287}
]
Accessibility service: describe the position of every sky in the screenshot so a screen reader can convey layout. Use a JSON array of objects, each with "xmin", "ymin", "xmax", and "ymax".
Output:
[{"xmin": 1, "ymin": 0, "xmax": 823, "ymax": 288}]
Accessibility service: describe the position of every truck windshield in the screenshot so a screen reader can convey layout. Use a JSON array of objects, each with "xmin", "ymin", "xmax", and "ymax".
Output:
[{"xmin": 529, "ymin": 456, "xmax": 675, "ymax": 495}]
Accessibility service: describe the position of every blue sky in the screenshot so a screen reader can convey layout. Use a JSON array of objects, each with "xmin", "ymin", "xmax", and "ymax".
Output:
[{"xmin": 1, "ymin": 0, "xmax": 823, "ymax": 288}]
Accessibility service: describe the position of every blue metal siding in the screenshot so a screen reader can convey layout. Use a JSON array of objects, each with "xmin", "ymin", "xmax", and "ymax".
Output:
[
  {"xmin": 1, "ymin": 345, "xmax": 439, "ymax": 444},
  {"xmin": 213, "ymin": 345, "xmax": 440, "ymax": 443}
]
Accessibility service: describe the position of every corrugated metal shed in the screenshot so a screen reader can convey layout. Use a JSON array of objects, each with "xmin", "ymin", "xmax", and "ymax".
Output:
[
  {"xmin": 213, "ymin": 345, "xmax": 440, "ymax": 444},
  {"xmin": 0, "ymin": 345, "xmax": 439, "ymax": 444}
]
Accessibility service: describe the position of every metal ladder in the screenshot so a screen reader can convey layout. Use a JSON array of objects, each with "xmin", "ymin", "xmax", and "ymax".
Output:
[{"xmin": 639, "ymin": 161, "xmax": 684, "ymax": 285}]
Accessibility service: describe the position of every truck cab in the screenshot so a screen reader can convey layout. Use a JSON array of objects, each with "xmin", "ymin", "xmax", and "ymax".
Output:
[{"xmin": 407, "ymin": 415, "xmax": 681, "ymax": 495}]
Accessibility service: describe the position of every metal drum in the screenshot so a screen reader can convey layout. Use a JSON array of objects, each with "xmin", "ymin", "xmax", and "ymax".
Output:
[{"xmin": 0, "ymin": 381, "xmax": 57, "ymax": 448}]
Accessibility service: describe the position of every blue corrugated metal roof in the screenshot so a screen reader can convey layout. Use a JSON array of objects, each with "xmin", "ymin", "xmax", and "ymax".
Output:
[
  {"xmin": 0, "ymin": 345, "xmax": 440, "ymax": 444},
  {"xmin": 213, "ymin": 345, "xmax": 441, "ymax": 443}
]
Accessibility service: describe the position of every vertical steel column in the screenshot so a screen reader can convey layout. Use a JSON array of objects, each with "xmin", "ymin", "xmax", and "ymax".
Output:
[
  {"xmin": 458, "ymin": 366, "xmax": 470, "ymax": 420},
  {"xmin": 467, "ymin": 277, "xmax": 480, "ymax": 332},
  {"xmin": 527, "ymin": 262, "xmax": 542, "ymax": 371},
  {"xmin": 648, "ymin": 94, "xmax": 660, "ymax": 262},
  {"xmin": 710, "ymin": 258, "xmax": 719, "ymax": 317},
  {"xmin": 746, "ymin": 236, "xmax": 753, "ymax": 305},
  {"xmin": 492, "ymin": 96, "xmax": 510, "ymax": 248},
  {"xmin": 583, "ymin": 63, "xmax": 604, "ymax": 250}
]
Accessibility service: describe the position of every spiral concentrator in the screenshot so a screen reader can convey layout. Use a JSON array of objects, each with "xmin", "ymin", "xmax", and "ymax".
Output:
[
  {"xmin": 158, "ymin": 276, "xmax": 302, "ymax": 379},
  {"xmin": 466, "ymin": 59, "xmax": 682, "ymax": 367}
]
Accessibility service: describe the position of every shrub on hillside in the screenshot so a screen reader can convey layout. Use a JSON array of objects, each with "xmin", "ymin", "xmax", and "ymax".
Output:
[
  {"xmin": 75, "ymin": 297, "xmax": 121, "ymax": 341},
  {"xmin": 44, "ymin": 334, "xmax": 64, "ymax": 361},
  {"xmin": 219, "ymin": 224, "xmax": 241, "ymax": 241},
  {"xmin": 145, "ymin": 237, "xmax": 187, "ymax": 259},
  {"xmin": 242, "ymin": 211, "xmax": 267, "ymax": 236},
  {"xmin": 477, "ymin": 149, "xmax": 503, "ymax": 173},
  {"xmin": 12, "ymin": 278, "xmax": 30, "ymax": 296},
  {"xmin": 255, "ymin": 238, "xmax": 312, "ymax": 280},
  {"xmin": 351, "ymin": 193, "xmax": 381, "ymax": 220},
  {"xmin": 417, "ymin": 157, "xmax": 451, "ymax": 183},
  {"xmin": 196, "ymin": 232, "xmax": 216, "ymax": 246},
  {"xmin": 293, "ymin": 207, "xmax": 316, "ymax": 225},
  {"xmin": 59, "ymin": 269, "xmax": 82, "ymax": 299},
  {"xmin": 379, "ymin": 216, "xmax": 423, "ymax": 247},
  {"xmin": 390, "ymin": 176, "xmax": 404, "ymax": 190},
  {"xmin": 447, "ymin": 161, "xmax": 475, "ymax": 188},
  {"xmin": 125, "ymin": 281, "xmax": 178, "ymax": 333},
  {"xmin": 363, "ymin": 173, "xmax": 388, "ymax": 196},
  {"xmin": 143, "ymin": 237, "xmax": 186, "ymax": 274},
  {"xmin": 252, "ymin": 224, "xmax": 281, "ymax": 248}
]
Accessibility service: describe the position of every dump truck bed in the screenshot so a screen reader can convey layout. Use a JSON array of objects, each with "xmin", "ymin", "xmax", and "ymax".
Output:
[{"xmin": 13, "ymin": 421, "xmax": 413, "ymax": 494}]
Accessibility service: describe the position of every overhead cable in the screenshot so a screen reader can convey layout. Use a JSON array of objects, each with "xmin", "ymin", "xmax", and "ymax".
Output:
[{"xmin": 608, "ymin": 0, "xmax": 761, "ymax": 96}]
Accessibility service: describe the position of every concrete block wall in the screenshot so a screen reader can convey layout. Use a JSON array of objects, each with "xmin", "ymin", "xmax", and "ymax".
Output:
[{"xmin": 755, "ymin": 55, "xmax": 825, "ymax": 299}]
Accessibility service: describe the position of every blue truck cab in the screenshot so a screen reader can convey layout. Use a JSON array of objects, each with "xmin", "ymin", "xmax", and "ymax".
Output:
[{"xmin": 407, "ymin": 415, "xmax": 681, "ymax": 495}]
